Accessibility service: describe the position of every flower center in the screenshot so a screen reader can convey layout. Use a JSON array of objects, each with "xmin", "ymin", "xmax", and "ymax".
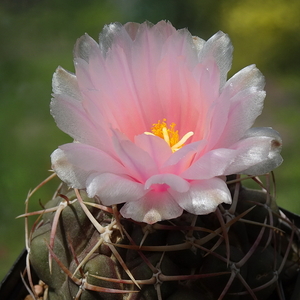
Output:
[{"xmin": 144, "ymin": 119, "xmax": 194, "ymax": 152}]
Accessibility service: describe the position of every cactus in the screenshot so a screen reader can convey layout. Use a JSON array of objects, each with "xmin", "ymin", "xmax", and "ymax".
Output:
[
  {"xmin": 13, "ymin": 20, "xmax": 292, "ymax": 300},
  {"xmin": 21, "ymin": 173, "xmax": 299, "ymax": 300}
]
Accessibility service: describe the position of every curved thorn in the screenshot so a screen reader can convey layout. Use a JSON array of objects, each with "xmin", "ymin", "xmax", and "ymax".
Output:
[
  {"xmin": 46, "ymin": 241, "xmax": 82, "ymax": 285},
  {"xmin": 235, "ymin": 272, "xmax": 258, "ymax": 300},
  {"xmin": 72, "ymin": 237, "xmax": 104, "ymax": 277},
  {"xmin": 26, "ymin": 173, "xmax": 57, "ymax": 200},
  {"xmin": 75, "ymin": 189, "xmax": 105, "ymax": 234},
  {"xmin": 90, "ymin": 274, "xmax": 155, "ymax": 285},
  {"xmin": 216, "ymin": 208, "xmax": 230, "ymax": 265},
  {"xmin": 83, "ymin": 282, "xmax": 139, "ymax": 293},
  {"xmin": 229, "ymin": 174, "xmax": 241, "ymax": 215},
  {"xmin": 112, "ymin": 204, "xmax": 124, "ymax": 238},
  {"xmin": 83, "ymin": 201, "xmax": 113, "ymax": 214},
  {"xmin": 196, "ymin": 206, "xmax": 256, "ymax": 247},
  {"xmin": 121, "ymin": 225, "xmax": 158, "ymax": 274},
  {"xmin": 111, "ymin": 242, "xmax": 191, "ymax": 252},
  {"xmin": 105, "ymin": 236, "xmax": 141, "ymax": 289},
  {"xmin": 218, "ymin": 271, "xmax": 237, "ymax": 300},
  {"xmin": 20, "ymin": 272, "xmax": 38, "ymax": 300},
  {"xmin": 49, "ymin": 203, "xmax": 65, "ymax": 273}
]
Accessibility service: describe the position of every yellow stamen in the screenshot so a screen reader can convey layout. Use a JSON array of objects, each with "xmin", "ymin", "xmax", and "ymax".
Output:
[
  {"xmin": 162, "ymin": 127, "xmax": 170, "ymax": 146},
  {"xmin": 171, "ymin": 131, "xmax": 194, "ymax": 151},
  {"xmin": 144, "ymin": 119, "xmax": 194, "ymax": 152}
]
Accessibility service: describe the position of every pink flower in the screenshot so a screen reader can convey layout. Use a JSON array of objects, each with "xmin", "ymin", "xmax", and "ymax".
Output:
[{"xmin": 50, "ymin": 21, "xmax": 282, "ymax": 224}]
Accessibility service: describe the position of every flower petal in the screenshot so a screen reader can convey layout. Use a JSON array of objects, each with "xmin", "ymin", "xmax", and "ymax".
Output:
[
  {"xmin": 112, "ymin": 130, "xmax": 159, "ymax": 182},
  {"xmin": 181, "ymin": 148, "xmax": 235, "ymax": 180},
  {"xmin": 134, "ymin": 134, "xmax": 172, "ymax": 167},
  {"xmin": 51, "ymin": 64, "xmax": 114, "ymax": 152},
  {"xmin": 155, "ymin": 56, "xmax": 204, "ymax": 139},
  {"xmin": 170, "ymin": 178, "xmax": 232, "ymax": 215},
  {"xmin": 76, "ymin": 33, "xmax": 151, "ymax": 138},
  {"xmin": 192, "ymin": 36, "xmax": 206, "ymax": 53},
  {"xmin": 51, "ymin": 148, "xmax": 87, "ymax": 189},
  {"xmin": 228, "ymin": 127, "xmax": 283, "ymax": 175},
  {"xmin": 162, "ymin": 140, "xmax": 206, "ymax": 175},
  {"xmin": 86, "ymin": 173, "xmax": 145, "ymax": 204},
  {"xmin": 51, "ymin": 143, "xmax": 127, "ymax": 188},
  {"xmin": 52, "ymin": 66, "xmax": 82, "ymax": 100},
  {"xmin": 98, "ymin": 22, "xmax": 124, "ymax": 56},
  {"xmin": 50, "ymin": 93, "xmax": 113, "ymax": 151},
  {"xmin": 182, "ymin": 127, "xmax": 282, "ymax": 180},
  {"xmin": 120, "ymin": 191, "xmax": 183, "ymax": 224},
  {"xmin": 211, "ymin": 65, "xmax": 266, "ymax": 148},
  {"xmin": 74, "ymin": 33, "xmax": 102, "ymax": 63},
  {"xmin": 198, "ymin": 31, "xmax": 233, "ymax": 88},
  {"xmin": 145, "ymin": 174, "xmax": 190, "ymax": 193}
]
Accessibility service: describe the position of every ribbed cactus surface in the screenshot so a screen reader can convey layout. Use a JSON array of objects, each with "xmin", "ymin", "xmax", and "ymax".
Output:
[{"xmin": 24, "ymin": 175, "xmax": 299, "ymax": 300}]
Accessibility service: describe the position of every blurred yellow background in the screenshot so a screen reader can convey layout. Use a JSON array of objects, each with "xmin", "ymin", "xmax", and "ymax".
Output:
[{"xmin": 1, "ymin": 0, "xmax": 300, "ymax": 279}]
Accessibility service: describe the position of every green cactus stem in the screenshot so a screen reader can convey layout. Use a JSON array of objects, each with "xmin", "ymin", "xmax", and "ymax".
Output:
[{"xmin": 20, "ymin": 173, "xmax": 300, "ymax": 300}]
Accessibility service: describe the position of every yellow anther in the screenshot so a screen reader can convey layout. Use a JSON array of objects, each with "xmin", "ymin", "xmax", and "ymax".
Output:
[{"xmin": 144, "ymin": 119, "xmax": 194, "ymax": 152}]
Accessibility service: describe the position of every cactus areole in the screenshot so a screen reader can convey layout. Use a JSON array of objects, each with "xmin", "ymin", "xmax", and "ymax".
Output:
[{"xmin": 50, "ymin": 21, "xmax": 282, "ymax": 224}]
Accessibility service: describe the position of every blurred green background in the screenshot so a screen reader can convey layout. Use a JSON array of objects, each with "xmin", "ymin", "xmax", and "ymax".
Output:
[{"xmin": 1, "ymin": 0, "xmax": 300, "ymax": 280}]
